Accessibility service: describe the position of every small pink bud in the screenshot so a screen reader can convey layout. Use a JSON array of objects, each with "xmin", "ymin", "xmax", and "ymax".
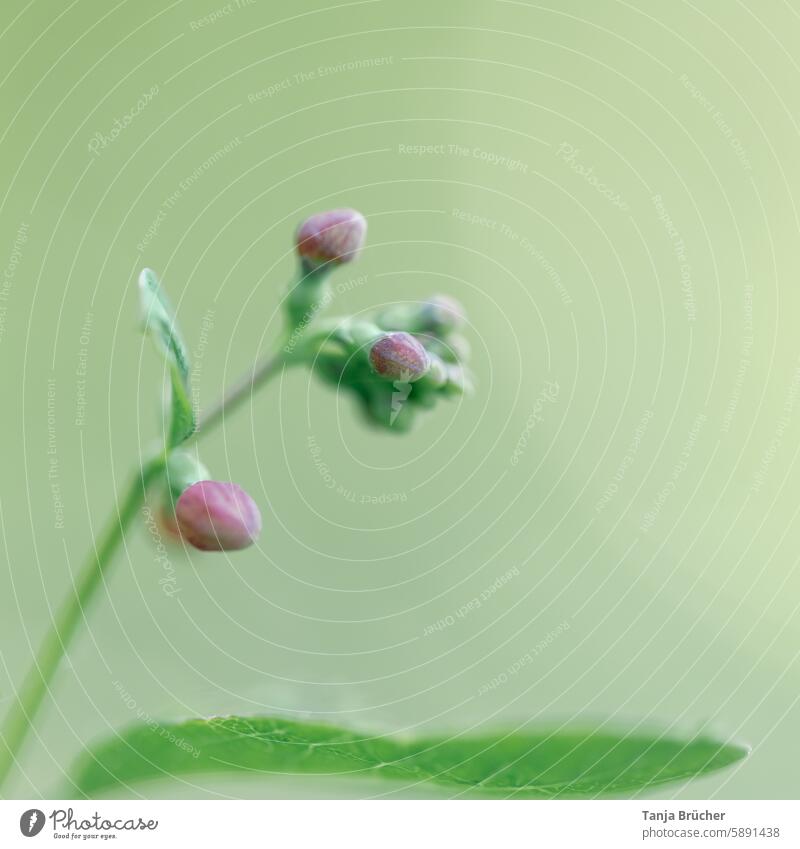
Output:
[
  {"xmin": 369, "ymin": 332, "xmax": 429, "ymax": 382},
  {"xmin": 443, "ymin": 363, "xmax": 473, "ymax": 395},
  {"xmin": 296, "ymin": 208, "xmax": 367, "ymax": 267},
  {"xmin": 175, "ymin": 481, "xmax": 262, "ymax": 552}
]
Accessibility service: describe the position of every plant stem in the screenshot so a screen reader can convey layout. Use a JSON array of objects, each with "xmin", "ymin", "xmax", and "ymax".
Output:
[
  {"xmin": 0, "ymin": 455, "xmax": 164, "ymax": 793},
  {"xmin": 0, "ymin": 349, "xmax": 289, "ymax": 795}
]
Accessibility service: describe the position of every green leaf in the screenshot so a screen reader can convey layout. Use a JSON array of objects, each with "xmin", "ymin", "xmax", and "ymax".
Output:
[
  {"xmin": 138, "ymin": 268, "xmax": 195, "ymax": 447},
  {"xmin": 69, "ymin": 716, "xmax": 747, "ymax": 797}
]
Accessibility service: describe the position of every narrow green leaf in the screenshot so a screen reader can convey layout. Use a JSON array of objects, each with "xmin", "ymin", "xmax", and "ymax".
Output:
[
  {"xmin": 70, "ymin": 716, "xmax": 747, "ymax": 797},
  {"xmin": 138, "ymin": 268, "xmax": 195, "ymax": 447}
]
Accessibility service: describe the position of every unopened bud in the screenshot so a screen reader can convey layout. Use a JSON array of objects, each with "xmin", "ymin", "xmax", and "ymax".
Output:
[
  {"xmin": 175, "ymin": 480, "xmax": 262, "ymax": 552},
  {"xmin": 296, "ymin": 208, "xmax": 367, "ymax": 268},
  {"xmin": 368, "ymin": 332, "xmax": 429, "ymax": 382}
]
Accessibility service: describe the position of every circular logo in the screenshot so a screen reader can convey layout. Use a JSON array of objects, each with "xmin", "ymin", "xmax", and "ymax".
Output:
[{"xmin": 19, "ymin": 809, "xmax": 45, "ymax": 837}]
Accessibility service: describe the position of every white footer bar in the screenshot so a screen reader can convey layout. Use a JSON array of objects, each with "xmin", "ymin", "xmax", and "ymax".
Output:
[{"xmin": 2, "ymin": 799, "xmax": 797, "ymax": 847}]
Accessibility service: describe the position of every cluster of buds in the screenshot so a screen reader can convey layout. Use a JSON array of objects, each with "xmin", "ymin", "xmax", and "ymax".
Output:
[
  {"xmin": 290, "ymin": 209, "xmax": 473, "ymax": 431},
  {"xmin": 154, "ymin": 206, "xmax": 470, "ymax": 551}
]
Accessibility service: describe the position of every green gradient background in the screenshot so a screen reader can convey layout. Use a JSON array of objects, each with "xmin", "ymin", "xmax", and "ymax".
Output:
[{"xmin": 1, "ymin": 0, "xmax": 799, "ymax": 799}]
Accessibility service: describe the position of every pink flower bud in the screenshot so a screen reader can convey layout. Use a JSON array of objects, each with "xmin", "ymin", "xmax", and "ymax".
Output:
[
  {"xmin": 175, "ymin": 481, "xmax": 262, "ymax": 552},
  {"xmin": 369, "ymin": 332, "xmax": 429, "ymax": 382},
  {"xmin": 157, "ymin": 506, "xmax": 182, "ymax": 542},
  {"xmin": 296, "ymin": 208, "xmax": 367, "ymax": 268}
]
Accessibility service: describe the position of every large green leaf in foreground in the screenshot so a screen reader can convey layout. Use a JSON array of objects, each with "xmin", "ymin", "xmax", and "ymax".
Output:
[{"xmin": 70, "ymin": 716, "xmax": 747, "ymax": 797}]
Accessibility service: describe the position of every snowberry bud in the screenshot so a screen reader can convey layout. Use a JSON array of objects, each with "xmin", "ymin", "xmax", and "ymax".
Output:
[
  {"xmin": 175, "ymin": 481, "xmax": 262, "ymax": 552},
  {"xmin": 417, "ymin": 295, "xmax": 465, "ymax": 334},
  {"xmin": 369, "ymin": 332, "xmax": 430, "ymax": 382},
  {"xmin": 296, "ymin": 208, "xmax": 367, "ymax": 268}
]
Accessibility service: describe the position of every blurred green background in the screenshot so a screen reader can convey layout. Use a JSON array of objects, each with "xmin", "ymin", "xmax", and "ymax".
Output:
[{"xmin": 1, "ymin": 0, "xmax": 799, "ymax": 799}]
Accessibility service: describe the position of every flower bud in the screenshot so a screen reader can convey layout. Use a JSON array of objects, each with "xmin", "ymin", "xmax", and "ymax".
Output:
[
  {"xmin": 368, "ymin": 332, "xmax": 429, "ymax": 382},
  {"xmin": 165, "ymin": 450, "xmax": 211, "ymax": 501},
  {"xmin": 296, "ymin": 208, "xmax": 367, "ymax": 268},
  {"xmin": 175, "ymin": 480, "xmax": 262, "ymax": 552},
  {"xmin": 417, "ymin": 295, "xmax": 465, "ymax": 334},
  {"xmin": 377, "ymin": 296, "xmax": 465, "ymax": 335}
]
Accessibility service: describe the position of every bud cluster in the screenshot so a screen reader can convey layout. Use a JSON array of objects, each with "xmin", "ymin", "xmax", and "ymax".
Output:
[{"xmin": 149, "ymin": 207, "xmax": 471, "ymax": 552}]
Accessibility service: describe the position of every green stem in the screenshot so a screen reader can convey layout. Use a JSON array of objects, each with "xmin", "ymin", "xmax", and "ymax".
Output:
[
  {"xmin": 0, "ymin": 349, "xmax": 291, "ymax": 795},
  {"xmin": 0, "ymin": 455, "xmax": 164, "ymax": 792},
  {"xmin": 192, "ymin": 351, "xmax": 285, "ymax": 439}
]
